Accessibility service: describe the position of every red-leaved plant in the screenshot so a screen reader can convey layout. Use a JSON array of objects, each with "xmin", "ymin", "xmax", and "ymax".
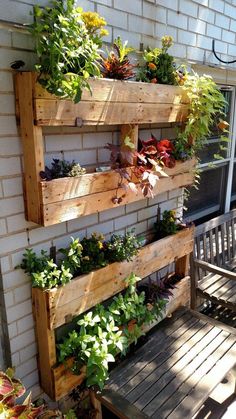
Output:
[
  {"xmin": 105, "ymin": 134, "xmax": 176, "ymax": 203},
  {"xmin": 0, "ymin": 368, "xmax": 43, "ymax": 418}
]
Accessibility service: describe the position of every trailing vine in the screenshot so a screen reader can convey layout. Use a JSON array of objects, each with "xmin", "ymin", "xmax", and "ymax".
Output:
[{"xmin": 173, "ymin": 72, "xmax": 228, "ymax": 160}]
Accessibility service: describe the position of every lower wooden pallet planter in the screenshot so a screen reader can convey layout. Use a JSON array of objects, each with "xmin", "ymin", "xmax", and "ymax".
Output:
[
  {"xmin": 39, "ymin": 159, "xmax": 195, "ymax": 225},
  {"xmin": 32, "ymin": 226, "xmax": 194, "ymax": 400}
]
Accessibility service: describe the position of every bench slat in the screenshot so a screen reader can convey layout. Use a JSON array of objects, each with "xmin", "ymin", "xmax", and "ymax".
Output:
[
  {"xmin": 120, "ymin": 319, "xmax": 206, "ymax": 400},
  {"xmin": 108, "ymin": 309, "xmax": 190, "ymax": 388},
  {"xmin": 143, "ymin": 329, "xmax": 231, "ymax": 417},
  {"xmin": 167, "ymin": 341, "xmax": 236, "ymax": 419},
  {"xmin": 133, "ymin": 326, "xmax": 221, "ymax": 411},
  {"xmin": 98, "ymin": 309, "xmax": 236, "ymax": 419}
]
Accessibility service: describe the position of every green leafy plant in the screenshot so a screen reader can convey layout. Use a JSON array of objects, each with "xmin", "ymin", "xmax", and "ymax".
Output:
[
  {"xmin": 29, "ymin": 0, "xmax": 108, "ymax": 102},
  {"xmin": 137, "ymin": 36, "xmax": 176, "ymax": 85},
  {"xmin": 104, "ymin": 230, "xmax": 141, "ymax": 262},
  {"xmin": 154, "ymin": 210, "xmax": 180, "ymax": 238},
  {"xmin": 58, "ymin": 274, "xmax": 165, "ymax": 389},
  {"xmin": 40, "ymin": 159, "xmax": 86, "ymax": 181},
  {"xmin": 100, "ymin": 37, "xmax": 135, "ymax": 80},
  {"xmin": 173, "ymin": 72, "xmax": 228, "ymax": 160},
  {"xmin": 19, "ymin": 249, "xmax": 73, "ymax": 289},
  {"xmin": 18, "ymin": 232, "xmax": 141, "ymax": 289},
  {"xmin": 79, "ymin": 233, "xmax": 107, "ymax": 274}
]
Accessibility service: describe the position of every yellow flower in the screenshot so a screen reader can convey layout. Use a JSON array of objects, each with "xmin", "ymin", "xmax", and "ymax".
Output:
[
  {"xmin": 98, "ymin": 241, "xmax": 103, "ymax": 249},
  {"xmin": 100, "ymin": 28, "xmax": 109, "ymax": 37},
  {"xmin": 81, "ymin": 11, "xmax": 108, "ymax": 38}
]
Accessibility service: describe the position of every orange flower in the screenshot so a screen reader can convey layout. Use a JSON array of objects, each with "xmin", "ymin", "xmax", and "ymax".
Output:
[
  {"xmin": 218, "ymin": 120, "xmax": 229, "ymax": 131},
  {"xmin": 148, "ymin": 62, "xmax": 157, "ymax": 70},
  {"xmin": 150, "ymin": 78, "xmax": 157, "ymax": 83}
]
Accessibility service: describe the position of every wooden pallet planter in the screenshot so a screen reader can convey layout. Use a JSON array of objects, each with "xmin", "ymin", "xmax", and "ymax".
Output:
[
  {"xmin": 15, "ymin": 72, "xmax": 193, "ymax": 226},
  {"xmin": 40, "ymin": 159, "xmax": 195, "ymax": 225},
  {"xmin": 32, "ymin": 226, "xmax": 194, "ymax": 400}
]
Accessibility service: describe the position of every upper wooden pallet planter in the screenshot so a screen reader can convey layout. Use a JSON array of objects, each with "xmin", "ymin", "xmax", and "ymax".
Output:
[
  {"xmin": 32, "ymin": 226, "xmax": 194, "ymax": 400},
  {"xmin": 19, "ymin": 73, "xmax": 189, "ymax": 126},
  {"xmin": 15, "ymin": 72, "xmax": 192, "ymax": 226}
]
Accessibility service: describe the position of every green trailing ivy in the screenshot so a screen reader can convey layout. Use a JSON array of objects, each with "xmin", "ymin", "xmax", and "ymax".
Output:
[
  {"xmin": 173, "ymin": 72, "xmax": 227, "ymax": 160},
  {"xmin": 58, "ymin": 274, "xmax": 165, "ymax": 390},
  {"xmin": 29, "ymin": 0, "xmax": 108, "ymax": 102}
]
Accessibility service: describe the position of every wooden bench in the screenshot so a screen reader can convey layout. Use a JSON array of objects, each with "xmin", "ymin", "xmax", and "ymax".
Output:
[
  {"xmin": 92, "ymin": 307, "xmax": 236, "ymax": 418},
  {"xmin": 191, "ymin": 210, "xmax": 236, "ymax": 311}
]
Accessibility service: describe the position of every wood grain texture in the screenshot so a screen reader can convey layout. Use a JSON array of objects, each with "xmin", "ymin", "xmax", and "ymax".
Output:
[
  {"xmin": 15, "ymin": 72, "xmax": 45, "ymax": 224},
  {"xmin": 39, "ymin": 227, "xmax": 194, "ymax": 330},
  {"xmin": 34, "ymin": 77, "xmax": 190, "ymax": 104},
  {"xmin": 41, "ymin": 170, "xmax": 195, "ymax": 226},
  {"xmin": 97, "ymin": 308, "xmax": 236, "ymax": 419},
  {"xmin": 35, "ymin": 100, "xmax": 189, "ymax": 126},
  {"xmin": 40, "ymin": 159, "xmax": 196, "ymax": 205},
  {"xmin": 32, "ymin": 288, "xmax": 56, "ymax": 399}
]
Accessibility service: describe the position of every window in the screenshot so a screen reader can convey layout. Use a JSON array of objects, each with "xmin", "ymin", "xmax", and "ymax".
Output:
[{"xmin": 185, "ymin": 86, "xmax": 235, "ymax": 223}]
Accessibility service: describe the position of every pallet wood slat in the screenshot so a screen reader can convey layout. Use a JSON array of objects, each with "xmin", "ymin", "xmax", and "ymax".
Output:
[
  {"xmin": 34, "ymin": 78, "xmax": 190, "ymax": 104},
  {"xmin": 40, "ymin": 159, "xmax": 195, "ymax": 205},
  {"xmin": 35, "ymin": 100, "xmax": 189, "ymax": 126},
  {"xmin": 41, "ymin": 170, "xmax": 195, "ymax": 226}
]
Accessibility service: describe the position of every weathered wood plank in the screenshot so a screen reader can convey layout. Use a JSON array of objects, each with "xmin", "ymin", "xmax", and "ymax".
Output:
[
  {"xmin": 130, "ymin": 324, "xmax": 219, "ymax": 409},
  {"xmin": 15, "ymin": 72, "xmax": 44, "ymax": 224},
  {"xmin": 32, "ymin": 288, "xmax": 56, "ymax": 399},
  {"xmin": 34, "ymin": 77, "xmax": 189, "ymax": 104},
  {"xmin": 194, "ymin": 209, "xmax": 236, "ymax": 236},
  {"xmin": 41, "ymin": 171, "xmax": 195, "ymax": 225},
  {"xmin": 44, "ymin": 228, "xmax": 193, "ymax": 329},
  {"xmin": 35, "ymin": 100, "xmax": 189, "ymax": 126},
  {"xmin": 40, "ymin": 159, "xmax": 195, "ymax": 205},
  {"xmin": 108, "ymin": 309, "xmax": 193, "ymax": 388},
  {"xmin": 155, "ymin": 333, "xmax": 236, "ymax": 418},
  {"xmin": 143, "ymin": 329, "xmax": 228, "ymax": 416},
  {"xmin": 52, "ymin": 362, "xmax": 86, "ymax": 401},
  {"xmin": 97, "ymin": 389, "xmax": 148, "ymax": 419},
  {"xmin": 194, "ymin": 259, "xmax": 236, "ymax": 281},
  {"xmin": 167, "ymin": 341, "xmax": 236, "ymax": 419}
]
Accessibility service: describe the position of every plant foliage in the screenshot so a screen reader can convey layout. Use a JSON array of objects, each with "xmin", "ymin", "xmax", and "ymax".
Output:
[
  {"xmin": 40, "ymin": 159, "xmax": 86, "ymax": 181},
  {"xmin": 100, "ymin": 37, "xmax": 135, "ymax": 80},
  {"xmin": 58, "ymin": 274, "xmax": 165, "ymax": 389},
  {"xmin": 19, "ymin": 232, "xmax": 141, "ymax": 289},
  {"xmin": 137, "ymin": 36, "xmax": 177, "ymax": 85},
  {"xmin": 0, "ymin": 368, "xmax": 43, "ymax": 418},
  {"xmin": 154, "ymin": 210, "xmax": 180, "ymax": 238},
  {"xmin": 106, "ymin": 134, "xmax": 176, "ymax": 201},
  {"xmin": 29, "ymin": 0, "xmax": 108, "ymax": 102},
  {"xmin": 173, "ymin": 72, "xmax": 228, "ymax": 159}
]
